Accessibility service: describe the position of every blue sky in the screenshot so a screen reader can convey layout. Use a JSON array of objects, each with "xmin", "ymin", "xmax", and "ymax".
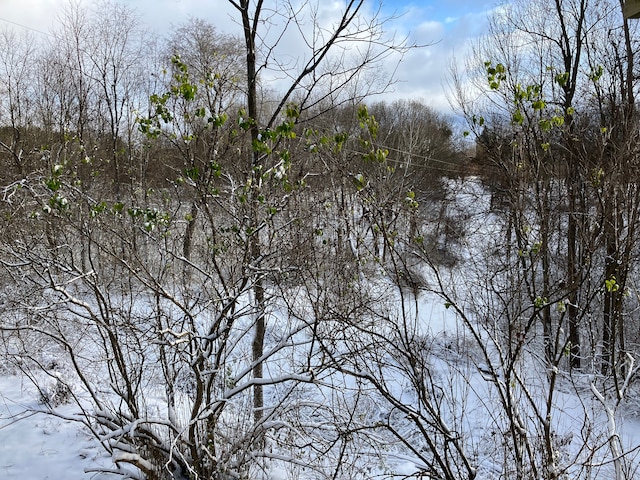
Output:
[
  {"xmin": 378, "ymin": 0, "xmax": 498, "ymax": 109},
  {"xmin": 0, "ymin": 0, "xmax": 499, "ymax": 112},
  {"xmin": 382, "ymin": 0, "xmax": 496, "ymax": 23}
]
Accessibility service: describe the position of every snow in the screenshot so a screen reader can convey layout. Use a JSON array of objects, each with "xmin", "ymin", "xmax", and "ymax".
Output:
[
  {"xmin": 2, "ymin": 301, "xmax": 640, "ymax": 478},
  {"xmin": 2, "ymin": 177, "xmax": 640, "ymax": 478},
  {"xmin": 0, "ymin": 376, "xmax": 115, "ymax": 480},
  {"xmin": 0, "ymin": 296, "xmax": 466, "ymax": 479}
]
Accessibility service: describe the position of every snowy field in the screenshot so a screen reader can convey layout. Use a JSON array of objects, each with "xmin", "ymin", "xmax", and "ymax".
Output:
[
  {"xmin": 0, "ymin": 376, "xmax": 117, "ymax": 479},
  {"xmin": 2, "ymin": 301, "xmax": 640, "ymax": 479}
]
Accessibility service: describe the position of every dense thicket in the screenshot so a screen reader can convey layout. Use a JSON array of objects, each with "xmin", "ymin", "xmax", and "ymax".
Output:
[
  {"xmin": 0, "ymin": 2, "xmax": 469, "ymax": 479},
  {"xmin": 449, "ymin": 0, "xmax": 640, "ymax": 476},
  {"xmin": 2, "ymin": 0, "xmax": 640, "ymax": 479},
  {"xmin": 456, "ymin": 0, "xmax": 640, "ymax": 374}
]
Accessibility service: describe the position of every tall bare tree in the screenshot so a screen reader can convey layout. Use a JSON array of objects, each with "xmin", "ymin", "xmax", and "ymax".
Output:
[
  {"xmin": 0, "ymin": 27, "xmax": 38, "ymax": 178},
  {"xmin": 229, "ymin": 0, "xmax": 408, "ymax": 426}
]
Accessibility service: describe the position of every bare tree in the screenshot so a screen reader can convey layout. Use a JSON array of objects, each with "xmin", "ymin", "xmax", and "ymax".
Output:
[
  {"xmin": 228, "ymin": 0, "xmax": 409, "ymax": 427},
  {"xmin": 0, "ymin": 27, "xmax": 38, "ymax": 178},
  {"xmin": 85, "ymin": 0, "xmax": 146, "ymax": 196}
]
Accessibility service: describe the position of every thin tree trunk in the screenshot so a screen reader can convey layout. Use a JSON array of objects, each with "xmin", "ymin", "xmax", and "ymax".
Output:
[{"xmin": 238, "ymin": 0, "xmax": 266, "ymax": 424}]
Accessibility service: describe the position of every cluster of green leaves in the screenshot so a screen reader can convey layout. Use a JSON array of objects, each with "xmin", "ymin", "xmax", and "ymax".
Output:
[
  {"xmin": 177, "ymin": 160, "xmax": 222, "ymax": 186},
  {"xmin": 89, "ymin": 201, "xmax": 125, "ymax": 218},
  {"xmin": 350, "ymin": 105, "xmax": 419, "ymax": 217},
  {"xmin": 251, "ymin": 104, "xmax": 298, "ymax": 158},
  {"xmin": 518, "ymin": 240, "xmax": 543, "ymax": 258},
  {"xmin": 481, "ymin": 61, "xmax": 577, "ymax": 152},
  {"xmin": 247, "ymin": 104, "xmax": 311, "ymax": 201},
  {"xmin": 127, "ymin": 206, "xmax": 171, "ymax": 232},
  {"xmin": 605, "ymin": 275, "xmax": 620, "ymax": 293},
  {"xmin": 357, "ymin": 105, "xmax": 389, "ymax": 163},
  {"xmin": 511, "ymin": 81, "xmax": 567, "ymax": 132},
  {"xmin": 588, "ymin": 65, "xmax": 604, "ymax": 83},
  {"xmin": 88, "ymin": 200, "xmax": 169, "ymax": 233},
  {"xmin": 170, "ymin": 55, "xmax": 197, "ymax": 101},
  {"xmin": 43, "ymin": 164, "xmax": 69, "ymax": 214},
  {"xmin": 485, "ymin": 61, "xmax": 506, "ymax": 90},
  {"xmin": 534, "ymin": 296, "xmax": 548, "ymax": 309},
  {"xmin": 404, "ymin": 190, "xmax": 419, "ymax": 209},
  {"xmin": 138, "ymin": 55, "xmax": 230, "ymax": 139}
]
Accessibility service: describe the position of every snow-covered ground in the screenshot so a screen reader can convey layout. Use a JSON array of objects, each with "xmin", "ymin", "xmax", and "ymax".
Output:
[
  {"xmin": 2, "ymin": 306, "xmax": 639, "ymax": 479},
  {"xmin": 0, "ymin": 376, "xmax": 115, "ymax": 479},
  {"xmin": 2, "ymin": 177, "xmax": 640, "ymax": 478}
]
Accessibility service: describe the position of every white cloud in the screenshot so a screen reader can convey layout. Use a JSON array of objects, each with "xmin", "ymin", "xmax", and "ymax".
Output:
[
  {"xmin": 0, "ymin": 0, "xmax": 60, "ymax": 35},
  {"xmin": 377, "ymin": 4, "xmax": 494, "ymax": 112},
  {"xmin": 0, "ymin": 0, "xmax": 496, "ymax": 113}
]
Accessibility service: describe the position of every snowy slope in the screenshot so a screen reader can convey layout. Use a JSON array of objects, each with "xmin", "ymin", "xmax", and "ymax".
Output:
[{"xmin": 0, "ymin": 376, "xmax": 116, "ymax": 480}]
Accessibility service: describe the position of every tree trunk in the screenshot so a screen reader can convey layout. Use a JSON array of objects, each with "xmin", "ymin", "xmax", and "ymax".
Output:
[{"xmin": 238, "ymin": 0, "xmax": 266, "ymax": 424}]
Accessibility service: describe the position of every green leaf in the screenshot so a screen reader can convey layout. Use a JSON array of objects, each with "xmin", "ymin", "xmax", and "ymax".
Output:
[
  {"xmin": 46, "ymin": 177, "xmax": 61, "ymax": 192},
  {"xmin": 208, "ymin": 113, "xmax": 228, "ymax": 127},
  {"xmin": 180, "ymin": 83, "xmax": 197, "ymax": 101},
  {"xmin": 353, "ymin": 173, "xmax": 367, "ymax": 191},
  {"xmin": 539, "ymin": 118, "xmax": 552, "ymax": 132},
  {"xmin": 554, "ymin": 72, "xmax": 569, "ymax": 87},
  {"xmin": 184, "ymin": 166, "xmax": 199, "ymax": 180},
  {"xmin": 530, "ymin": 241, "xmax": 542, "ymax": 255},
  {"xmin": 285, "ymin": 103, "xmax": 300, "ymax": 119},
  {"xmin": 588, "ymin": 65, "xmax": 604, "ymax": 82},
  {"xmin": 605, "ymin": 276, "xmax": 620, "ymax": 293},
  {"xmin": 512, "ymin": 109, "xmax": 524, "ymax": 125},
  {"xmin": 534, "ymin": 296, "xmax": 548, "ymax": 308},
  {"xmin": 532, "ymin": 100, "xmax": 546, "ymax": 110}
]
